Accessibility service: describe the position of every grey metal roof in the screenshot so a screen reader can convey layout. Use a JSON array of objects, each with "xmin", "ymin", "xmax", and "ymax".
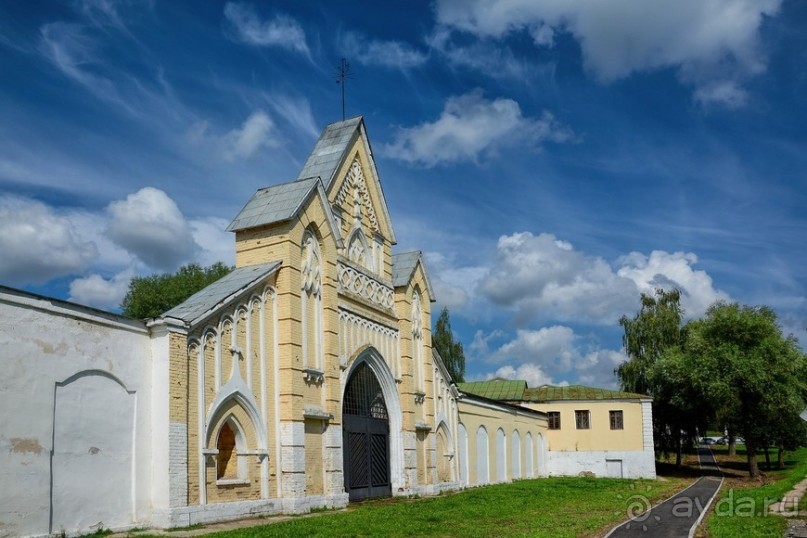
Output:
[
  {"xmin": 227, "ymin": 177, "xmax": 319, "ymax": 232},
  {"xmin": 392, "ymin": 251, "xmax": 435, "ymax": 301},
  {"xmin": 297, "ymin": 116, "xmax": 363, "ymax": 189},
  {"xmin": 162, "ymin": 261, "xmax": 281, "ymax": 324}
]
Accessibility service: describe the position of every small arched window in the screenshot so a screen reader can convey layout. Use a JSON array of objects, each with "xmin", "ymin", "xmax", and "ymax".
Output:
[
  {"xmin": 347, "ymin": 228, "xmax": 373, "ymax": 272},
  {"xmin": 217, "ymin": 422, "xmax": 237, "ymax": 480}
]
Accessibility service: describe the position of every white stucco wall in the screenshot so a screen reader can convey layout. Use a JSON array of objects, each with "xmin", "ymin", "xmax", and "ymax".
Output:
[
  {"xmin": 547, "ymin": 449, "xmax": 656, "ymax": 479},
  {"xmin": 0, "ymin": 288, "xmax": 153, "ymax": 538}
]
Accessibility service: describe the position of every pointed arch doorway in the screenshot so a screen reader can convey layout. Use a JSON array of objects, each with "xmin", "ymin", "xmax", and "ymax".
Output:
[{"xmin": 342, "ymin": 361, "xmax": 391, "ymax": 501}]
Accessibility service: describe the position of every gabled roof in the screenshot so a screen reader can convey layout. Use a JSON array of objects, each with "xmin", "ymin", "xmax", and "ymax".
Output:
[
  {"xmin": 457, "ymin": 380, "xmax": 528, "ymax": 401},
  {"xmin": 297, "ymin": 116, "xmax": 363, "ymax": 188},
  {"xmin": 162, "ymin": 261, "xmax": 281, "ymax": 326},
  {"xmin": 392, "ymin": 251, "xmax": 435, "ymax": 301},
  {"xmin": 298, "ymin": 116, "xmax": 396, "ymax": 243},
  {"xmin": 226, "ymin": 177, "xmax": 319, "ymax": 232},
  {"xmin": 523, "ymin": 385, "xmax": 650, "ymax": 402}
]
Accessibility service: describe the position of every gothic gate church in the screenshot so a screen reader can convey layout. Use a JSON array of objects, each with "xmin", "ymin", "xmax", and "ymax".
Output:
[{"xmin": 1, "ymin": 118, "xmax": 560, "ymax": 537}]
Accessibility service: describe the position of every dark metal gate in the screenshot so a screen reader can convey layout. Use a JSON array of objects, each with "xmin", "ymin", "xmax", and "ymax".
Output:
[{"xmin": 343, "ymin": 362, "xmax": 391, "ymax": 501}]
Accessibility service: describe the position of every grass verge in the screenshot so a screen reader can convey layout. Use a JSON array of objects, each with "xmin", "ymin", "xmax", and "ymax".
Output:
[
  {"xmin": 705, "ymin": 446, "xmax": 807, "ymax": 537},
  {"xmin": 133, "ymin": 476, "xmax": 689, "ymax": 538}
]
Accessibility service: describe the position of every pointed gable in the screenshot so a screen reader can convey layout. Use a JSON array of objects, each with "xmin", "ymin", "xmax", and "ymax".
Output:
[
  {"xmin": 392, "ymin": 251, "xmax": 435, "ymax": 301},
  {"xmin": 301, "ymin": 116, "xmax": 396, "ymax": 244}
]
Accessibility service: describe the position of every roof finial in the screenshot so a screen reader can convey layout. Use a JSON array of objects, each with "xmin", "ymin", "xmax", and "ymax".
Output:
[{"xmin": 335, "ymin": 58, "xmax": 353, "ymax": 121}]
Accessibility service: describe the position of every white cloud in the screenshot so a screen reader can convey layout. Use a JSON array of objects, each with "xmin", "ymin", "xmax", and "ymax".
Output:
[
  {"xmin": 479, "ymin": 232, "xmax": 637, "ymax": 324},
  {"xmin": 617, "ymin": 250, "xmax": 730, "ymax": 320},
  {"xmin": 435, "ymin": 0, "xmax": 782, "ymax": 107},
  {"xmin": 68, "ymin": 269, "xmax": 133, "ymax": 310},
  {"xmin": 489, "ymin": 363, "xmax": 559, "ymax": 388},
  {"xmin": 223, "ymin": 2, "xmax": 310, "ymax": 57},
  {"xmin": 476, "ymin": 326, "xmax": 625, "ymax": 388},
  {"xmin": 190, "ymin": 217, "xmax": 235, "ymax": 267},
  {"xmin": 343, "ymin": 32, "xmax": 428, "ymax": 69},
  {"xmin": 222, "ymin": 111, "xmax": 277, "ymax": 160},
  {"xmin": 105, "ymin": 187, "xmax": 199, "ymax": 271},
  {"xmin": 0, "ymin": 196, "xmax": 98, "ymax": 286},
  {"xmin": 383, "ymin": 90, "xmax": 573, "ymax": 167},
  {"xmin": 478, "ymin": 231, "xmax": 729, "ymax": 324}
]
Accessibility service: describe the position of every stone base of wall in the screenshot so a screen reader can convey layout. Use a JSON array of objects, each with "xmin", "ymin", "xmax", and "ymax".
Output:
[
  {"xmin": 153, "ymin": 493, "xmax": 350, "ymax": 529},
  {"xmin": 547, "ymin": 450, "xmax": 656, "ymax": 479}
]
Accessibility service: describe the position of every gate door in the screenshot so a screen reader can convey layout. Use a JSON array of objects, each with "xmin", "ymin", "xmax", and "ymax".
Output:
[{"xmin": 343, "ymin": 362, "xmax": 391, "ymax": 501}]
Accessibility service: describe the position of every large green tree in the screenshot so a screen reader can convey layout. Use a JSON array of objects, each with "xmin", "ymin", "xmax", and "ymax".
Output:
[
  {"xmin": 433, "ymin": 307, "xmax": 466, "ymax": 383},
  {"xmin": 616, "ymin": 289, "xmax": 689, "ymax": 463},
  {"xmin": 121, "ymin": 262, "xmax": 232, "ymax": 319},
  {"xmin": 659, "ymin": 303, "xmax": 807, "ymax": 477}
]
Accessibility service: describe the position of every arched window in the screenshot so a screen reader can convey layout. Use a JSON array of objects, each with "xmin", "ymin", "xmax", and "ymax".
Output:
[
  {"xmin": 301, "ymin": 231, "xmax": 323, "ymax": 370},
  {"xmin": 347, "ymin": 228, "xmax": 373, "ymax": 271},
  {"xmin": 476, "ymin": 426, "xmax": 489, "ymax": 485},
  {"xmin": 496, "ymin": 428, "xmax": 506, "ymax": 483},
  {"xmin": 511, "ymin": 430, "xmax": 521, "ymax": 480},
  {"xmin": 216, "ymin": 418, "xmax": 246, "ymax": 481},
  {"xmin": 411, "ymin": 291, "xmax": 423, "ymax": 393},
  {"xmin": 458, "ymin": 423, "xmax": 469, "ymax": 485}
]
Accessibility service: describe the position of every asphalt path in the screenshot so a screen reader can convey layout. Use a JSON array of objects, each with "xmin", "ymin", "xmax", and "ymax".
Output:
[{"xmin": 606, "ymin": 447, "xmax": 723, "ymax": 537}]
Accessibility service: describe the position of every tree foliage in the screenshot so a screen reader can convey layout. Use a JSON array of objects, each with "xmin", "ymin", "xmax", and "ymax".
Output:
[
  {"xmin": 433, "ymin": 307, "xmax": 466, "ymax": 383},
  {"xmin": 616, "ymin": 289, "xmax": 689, "ymax": 463},
  {"xmin": 121, "ymin": 262, "xmax": 233, "ymax": 319},
  {"xmin": 661, "ymin": 303, "xmax": 807, "ymax": 477}
]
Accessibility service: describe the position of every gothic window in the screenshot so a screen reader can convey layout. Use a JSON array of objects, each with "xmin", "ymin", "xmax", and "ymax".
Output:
[
  {"xmin": 411, "ymin": 291, "xmax": 424, "ymax": 393},
  {"xmin": 216, "ymin": 418, "xmax": 246, "ymax": 481},
  {"xmin": 347, "ymin": 228, "xmax": 372, "ymax": 271},
  {"xmin": 301, "ymin": 231, "xmax": 323, "ymax": 370}
]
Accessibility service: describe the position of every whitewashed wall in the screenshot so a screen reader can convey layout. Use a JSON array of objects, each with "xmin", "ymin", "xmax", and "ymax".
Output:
[
  {"xmin": 547, "ymin": 450, "xmax": 656, "ymax": 479},
  {"xmin": 0, "ymin": 288, "xmax": 153, "ymax": 537}
]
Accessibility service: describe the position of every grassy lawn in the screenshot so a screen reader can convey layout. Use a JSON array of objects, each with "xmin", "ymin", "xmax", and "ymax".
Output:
[
  {"xmin": 133, "ymin": 477, "xmax": 689, "ymax": 538},
  {"xmin": 705, "ymin": 446, "xmax": 807, "ymax": 537}
]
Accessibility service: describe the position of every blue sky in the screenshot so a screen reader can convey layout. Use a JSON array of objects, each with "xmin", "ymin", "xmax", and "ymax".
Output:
[{"xmin": 1, "ymin": 0, "xmax": 805, "ymax": 388}]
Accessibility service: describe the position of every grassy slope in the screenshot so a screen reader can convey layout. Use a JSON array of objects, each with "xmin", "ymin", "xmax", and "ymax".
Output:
[
  {"xmin": 146, "ymin": 477, "xmax": 689, "ymax": 538},
  {"xmin": 706, "ymin": 446, "xmax": 807, "ymax": 537}
]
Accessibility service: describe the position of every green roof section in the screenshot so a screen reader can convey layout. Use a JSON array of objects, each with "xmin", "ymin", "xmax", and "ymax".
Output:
[
  {"xmin": 457, "ymin": 380, "xmax": 648, "ymax": 402},
  {"xmin": 457, "ymin": 380, "xmax": 527, "ymax": 401},
  {"xmin": 523, "ymin": 385, "xmax": 649, "ymax": 402}
]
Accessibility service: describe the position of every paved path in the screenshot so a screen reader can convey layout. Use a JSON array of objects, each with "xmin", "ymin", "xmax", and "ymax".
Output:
[{"xmin": 606, "ymin": 447, "xmax": 723, "ymax": 538}]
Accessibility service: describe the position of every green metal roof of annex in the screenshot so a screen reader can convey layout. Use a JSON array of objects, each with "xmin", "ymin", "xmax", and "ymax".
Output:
[
  {"xmin": 524, "ymin": 385, "xmax": 649, "ymax": 402},
  {"xmin": 457, "ymin": 380, "xmax": 527, "ymax": 401}
]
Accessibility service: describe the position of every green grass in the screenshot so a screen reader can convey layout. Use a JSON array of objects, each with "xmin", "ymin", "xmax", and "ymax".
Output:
[
  {"xmin": 134, "ymin": 477, "xmax": 688, "ymax": 538},
  {"xmin": 707, "ymin": 446, "xmax": 807, "ymax": 538}
]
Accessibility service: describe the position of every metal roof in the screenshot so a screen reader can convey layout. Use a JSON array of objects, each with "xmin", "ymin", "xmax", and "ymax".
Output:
[
  {"xmin": 162, "ymin": 261, "xmax": 280, "ymax": 325},
  {"xmin": 226, "ymin": 177, "xmax": 319, "ymax": 232},
  {"xmin": 457, "ymin": 380, "xmax": 528, "ymax": 401},
  {"xmin": 391, "ymin": 251, "xmax": 435, "ymax": 301},
  {"xmin": 297, "ymin": 116, "xmax": 363, "ymax": 189},
  {"xmin": 523, "ymin": 385, "xmax": 649, "ymax": 402}
]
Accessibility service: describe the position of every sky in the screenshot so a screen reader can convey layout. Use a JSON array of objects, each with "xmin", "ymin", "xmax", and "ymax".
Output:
[{"xmin": 1, "ymin": 0, "xmax": 806, "ymax": 389}]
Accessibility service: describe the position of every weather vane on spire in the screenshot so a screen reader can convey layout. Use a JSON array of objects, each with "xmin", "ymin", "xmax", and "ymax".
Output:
[{"xmin": 335, "ymin": 58, "xmax": 353, "ymax": 121}]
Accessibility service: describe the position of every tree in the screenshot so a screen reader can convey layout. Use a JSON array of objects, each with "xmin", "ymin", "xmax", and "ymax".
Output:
[
  {"xmin": 121, "ymin": 262, "xmax": 233, "ymax": 319},
  {"xmin": 616, "ymin": 289, "xmax": 688, "ymax": 463},
  {"xmin": 667, "ymin": 303, "xmax": 807, "ymax": 478},
  {"xmin": 616, "ymin": 288, "xmax": 683, "ymax": 395},
  {"xmin": 433, "ymin": 307, "xmax": 466, "ymax": 383}
]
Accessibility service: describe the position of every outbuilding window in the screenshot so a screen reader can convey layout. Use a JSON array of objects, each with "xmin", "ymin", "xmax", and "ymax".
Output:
[
  {"xmin": 547, "ymin": 411, "xmax": 561, "ymax": 430},
  {"xmin": 610, "ymin": 410, "xmax": 624, "ymax": 430},
  {"xmin": 575, "ymin": 410, "xmax": 590, "ymax": 430}
]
